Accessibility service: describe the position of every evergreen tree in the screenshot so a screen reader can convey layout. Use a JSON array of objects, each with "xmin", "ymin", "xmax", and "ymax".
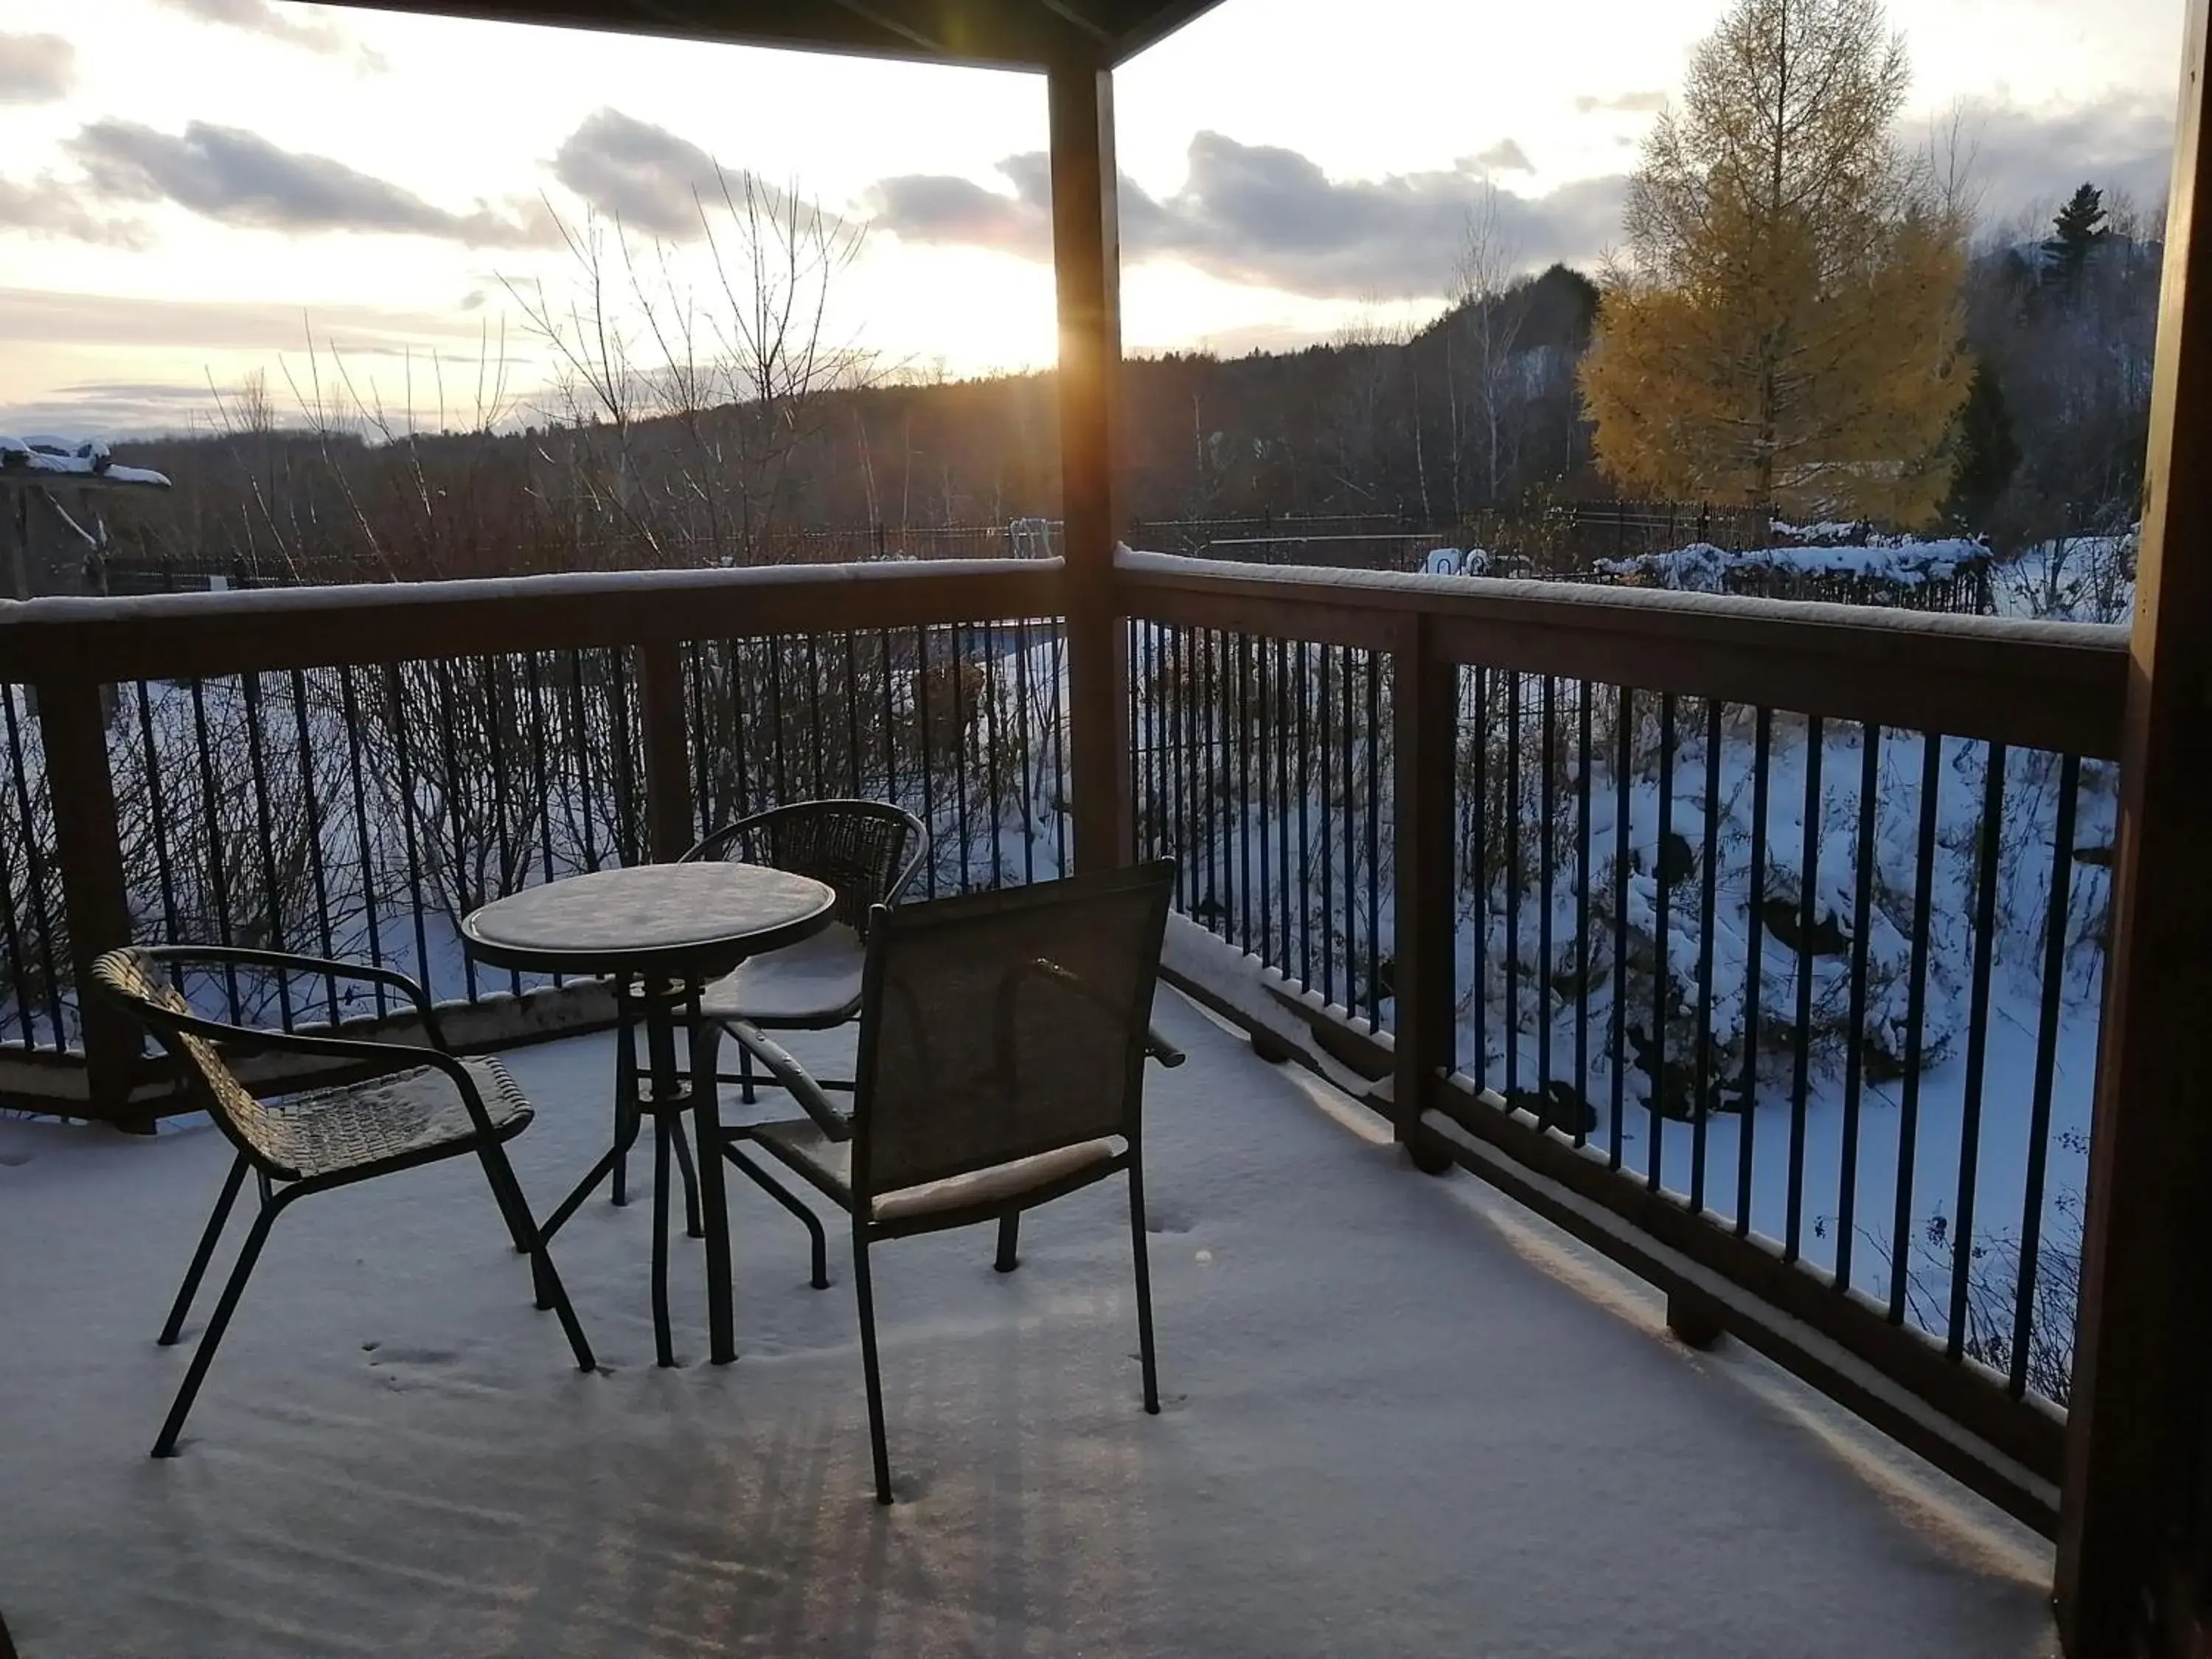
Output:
[
  {"xmin": 2044, "ymin": 183, "xmax": 2108, "ymax": 288},
  {"xmin": 1578, "ymin": 0, "xmax": 1972, "ymax": 525},
  {"xmin": 1942, "ymin": 361, "xmax": 2017, "ymax": 530}
]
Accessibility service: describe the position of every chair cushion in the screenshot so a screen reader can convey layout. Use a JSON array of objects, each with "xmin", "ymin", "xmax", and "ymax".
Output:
[
  {"xmin": 258, "ymin": 1055, "xmax": 531, "ymax": 1181},
  {"xmin": 698, "ymin": 924, "xmax": 865, "ymax": 1026},
  {"xmin": 752, "ymin": 1117, "xmax": 1124, "ymax": 1223}
]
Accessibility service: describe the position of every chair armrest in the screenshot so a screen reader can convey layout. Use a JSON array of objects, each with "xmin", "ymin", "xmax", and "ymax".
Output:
[
  {"xmin": 723, "ymin": 1020, "xmax": 851, "ymax": 1142},
  {"xmin": 136, "ymin": 945, "xmax": 444, "ymax": 1043},
  {"xmin": 1146, "ymin": 1028, "xmax": 1186, "ymax": 1069},
  {"xmin": 131, "ymin": 999, "xmax": 506, "ymax": 1137}
]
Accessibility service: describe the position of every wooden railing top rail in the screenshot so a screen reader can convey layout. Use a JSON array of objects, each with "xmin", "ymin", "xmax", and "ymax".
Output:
[
  {"xmin": 1117, "ymin": 549, "xmax": 2132, "ymax": 761},
  {"xmin": 0, "ymin": 557, "xmax": 1067, "ymax": 684}
]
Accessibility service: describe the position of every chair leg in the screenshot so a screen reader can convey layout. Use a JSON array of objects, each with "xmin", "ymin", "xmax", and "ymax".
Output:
[
  {"xmin": 153, "ymin": 1193, "xmax": 283, "ymax": 1458},
  {"xmin": 724, "ymin": 1143, "xmax": 830, "ymax": 1289},
  {"xmin": 852, "ymin": 1229, "xmax": 893, "ymax": 1505},
  {"xmin": 159, "ymin": 1153, "xmax": 249, "ymax": 1346},
  {"xmin": 613, "ymin": 1006, "xmax": 637, "ymax": 1208},
  {"xmin": 476, "ymin": 1138, "xmax": 595, "ymax": 1372},
  {"xmin": 669, "ymin": 1117, "xmax": 704, "ymax": 1240},
  {"xmin": 651, "ymin": 1115, "xmax": 675, "ymax": 1368},
  {"xmin": 994, "ymin": 1211, "xmax": 1020, "ymax": 1274},
  {"xmin": 1127, "ymin": 1166, "xmax": 1161, "ymax": 1416}
]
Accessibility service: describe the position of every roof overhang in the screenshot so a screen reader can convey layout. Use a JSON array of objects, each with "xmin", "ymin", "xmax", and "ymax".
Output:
[{"xmin": 310, "ymin": 0, "xmax": 1226, "ymax": 72}]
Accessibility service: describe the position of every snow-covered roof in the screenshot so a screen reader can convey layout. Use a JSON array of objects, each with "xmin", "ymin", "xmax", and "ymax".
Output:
[{"xmin": 0, "ymin": 435, "xmax": 170, "ymax": 490}]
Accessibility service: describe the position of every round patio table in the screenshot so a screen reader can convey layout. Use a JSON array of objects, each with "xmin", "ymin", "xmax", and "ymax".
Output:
[{"xmin": 462, "ymin": 863, "xmax": 837, "ymax": 1368}]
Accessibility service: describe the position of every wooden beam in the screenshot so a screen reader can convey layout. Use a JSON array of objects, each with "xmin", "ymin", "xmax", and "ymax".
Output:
[
  {"xmin": 638, "ymin": 641, "xmax": 695, "ymax": 862},
  {"xmin": 311, "ymin": 0, "xmax": 1099, "ymax": 71},
  {"xmin": 1051, "ymin": 63, "xmax": 1132, "ymax": 871},
  {"xmin": 2058, "ymin": 3, "xmax": 2212, "ymax": 1651},
  {"xmin": 0, "ymin": 560, "xmax": 1062, "ymax": 685},
  {"xmin": 1119, "ymin": 557, "xmax": 2129, "ymax": 762},
  {"xmin": 35, "ymin": 677, "xmax": 146, "ymax": 1132},
  {"xmin": 1389, "ymin": 615, "xmax": 1455, "ymax": 1150}
]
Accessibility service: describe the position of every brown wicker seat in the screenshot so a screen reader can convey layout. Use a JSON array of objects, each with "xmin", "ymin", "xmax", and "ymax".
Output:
[
  {"xmin": 90, "ymin": 945, "xmax": 595, "ymax": 1458},
  {"xmin": 714, "ymin": 860, "xmax": 1182, "ymax": 1504}
]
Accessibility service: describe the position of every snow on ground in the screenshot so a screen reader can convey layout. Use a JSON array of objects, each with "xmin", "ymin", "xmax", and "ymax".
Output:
[{"xmin": 0, "ymin": 999, "xmax": 2055, "ymax": 1658}]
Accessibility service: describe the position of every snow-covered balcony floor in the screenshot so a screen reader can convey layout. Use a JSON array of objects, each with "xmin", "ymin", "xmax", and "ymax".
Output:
[{"xmin": 1, "ymin": 994, "xmax": 2058, "ymax": 1658}]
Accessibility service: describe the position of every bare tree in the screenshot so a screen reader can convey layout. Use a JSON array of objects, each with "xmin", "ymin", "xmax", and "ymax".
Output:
[{"xmin": 1451, "ymin": 182, "xmax": 1529, "ymax": 513}]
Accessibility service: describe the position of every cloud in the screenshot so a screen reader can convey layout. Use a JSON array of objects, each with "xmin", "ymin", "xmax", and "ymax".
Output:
[
  {"xmin": 1464, "ymin": 139, "xmax": 1534, "ymax": 174},
  {"xmin": 153, "ymin": 0, "xmax": 386, "ymax": 69},
  {"xmin": 869, "ymin": 133, "xmax": 1628, "ymax": 299},
  {"xmin": 0, "ymin": 31, "xmax": 74, "ymax": 102},
  {"xmin": 64, "ymin": 121, "xmax": 559, "ymax": 247},
  {"xmin": 0, "ymin": 175, "xmax": 148, "ymax": 249},
  {"xmin": 552, "ymin": 109, "xmax": 726, "ymax": 239},
  {"xmin": 1575, "ymin": 91, "xmax": 1668, "ymax": 115},
  {"xmin": 1944, "ymin": 97, "xmax": 2174, "ymax": 231}
]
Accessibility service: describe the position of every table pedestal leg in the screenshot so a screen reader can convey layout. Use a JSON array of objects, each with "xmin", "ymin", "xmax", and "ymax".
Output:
[{"xmin": 643, "ymin": 979, "xmax": 737, "ymax": 1366}]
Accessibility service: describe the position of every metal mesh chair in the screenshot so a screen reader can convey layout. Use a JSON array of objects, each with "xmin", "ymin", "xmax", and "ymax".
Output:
[
  {"xmin": 89, "ymin": 946, "xmax": 595, "ymax": 1457},
  {"xmin": 608, "ymin": 799, "xmax": 926, "ymax": 1228},
  {"xmin": 718, "ymin": 860, "xmax": 1181, "ymax": 1503}
]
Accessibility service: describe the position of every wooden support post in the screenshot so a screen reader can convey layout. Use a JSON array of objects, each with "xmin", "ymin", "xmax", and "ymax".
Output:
[
  {"xmin": 2059, "ymin": 4, "xmax": 2212, "ymax": 1650},
  {"xmin": 1391, "ymin": 615, "xmax": 1456, "ymax": 1166},
  {"xmin": 638, "ymin": 640, "xmax": 694, "ymax": 864},
  {"xmin": 36, "ymin": 675, "xmax": 146, "ymax": 1132},
  {"xmin": 1050, "ymin": 60, "xmax": 1132, "ymax": 874}
]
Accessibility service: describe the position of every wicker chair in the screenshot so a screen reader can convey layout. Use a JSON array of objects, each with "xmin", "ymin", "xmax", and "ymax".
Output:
[
  {"xmin": 90, "ymin": 946, "xmax": 595, "ymax": 1457},
  {"xmin": 715, "ymin": 860, "xmax": 1182, "ymax": 1503},
  {"xmin": 608, "ymin": 799, "xmax": 926, "ymax": 1234}
]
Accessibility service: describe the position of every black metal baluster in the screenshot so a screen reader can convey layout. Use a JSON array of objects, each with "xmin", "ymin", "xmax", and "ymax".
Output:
[
  {"xmin": 1319, "ymin": 641, "xmax": 1335, "ymax": 1006},
  {"xmin": 878, "ymin": 629, "xmax": 899, "ymax": 808},
  {"xmin": 846, "ymin": 632, "xmax": 865, "ymax": 800},
  {"xmin": 1738, "ymin": 709, "xmax": 1773, "ymax": 1237},
  {"xmin": 684, "ymin": 641, "xmax": 712, "ymax": 838},
  {"xmin": 136, "ymin": 681, "xmax": 181, "ymax": 948},
  {"xmin": 1692, "ymin": 698, "xmax": 1722, "ymax": 1214},
  {"xmin": 1890, "ymin": 731, "xmax": 1944, "ymax": 1321},
  {"xmin": 1650, "ymin": 692, "xmax": 1675, "ymax": 1192},
  {"xmin": 951, "ymin": 625, "xmax": 975, "ymax": 892},
  {"xmin": 189, "ymin": 677, "xmax": 242, "ymax": 1019},
  {"xmin": 338, "ymin": 667, "xmax": 387, "ymax": 1017},
  {"xmin": 1232, "ymin": 632, "xmax": 1248, "ymax": 950},
  {"xmin": 1506, "ymin": 667, "xmax": 1521, "ymax": 1098},
  {"xmin": 1786, "ymin": 716, "xmax": 1823, "ymax": 1263},
  {"xmin": 1048, "ymin": 618, "xmax": 1070, "ymax": 877},
  {"xmin": 1472, "ymin": 666, "xmax": 1489, "ymax": 1090},
  {"xmin": 983, "ymin": 630, "xmax": 1006, "ymax": 890},
  {"xmin": 244, "ymin": 668, "xmax": 294, "ymax": 1022},
  {"xmin": 1365, "ymin": 645, "xmax": 1382, "ymax": 1031},
  {"xmin": 768, "ymin": 634, "xmax": 792, "ymax": 816},
  {"xmin": 0, "ymin": 691, "xmax": 42, "ymax": 1046},
  {"xmin": 914, "ymin": 626, "xmax": 938, "ymax": 897},
  {"xmin": 1574, "ymin": 678, "xmax": 1593, "ymax": 1144},
  {"xmin": 1293, "ymin": 639, "xmax": 1311, "ymax": 990},
  {"xmin": 1947, "ymin": 743, "xmax": 2008, "ymax": 1360},
  {"xmin": 1610, "ymin": 686, "xmax": 1633, "ymax": 1170},
  {"xmin": 1540, "ymin": 675, "xmax": 1557, "ymax": 1099},
  {"xmin": 389, "ymin": 667, "xmax": 434, "ymax": 998},
  {"xmin": 806, "ymin": 634, "xmax": 827, "ymax": 801},
  {"xmin": 431, "ymin": 660, "xmax": 480, "ymax": 1003},
  {"xmin": 3, "ymin": 688, "xmax": 64, "ymax": 1048},
  {"xmin": 2011, "ymin": 753, "xmax": 2080, "ymax": 1397},
  {"xmin": 1265, "ymin": 637, "xmax": 1283, "ymax": 973},
  {"xmin": 481, "ymin": 659, "xmax": 521, "ymax": 997},
  {"xmin": 1836, "ymin": 723, "xmax": 1882, "ymax": 1291},
  {"xmin": 1277, "ymin": 637, "xmax": 1293, "ymax": 973},
  {"xmin": 523, "ymin": 653, "xmax": 556, "ymax": 890},
  {"xmin": 289, "ymin": 669, "xmax": 338, "ymax": 1023}
]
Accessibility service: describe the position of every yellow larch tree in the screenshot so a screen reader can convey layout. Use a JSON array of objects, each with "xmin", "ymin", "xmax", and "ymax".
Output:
[{"xmin": 1579, "ymin": 0, "xmax": 1971, "ymax": 526}]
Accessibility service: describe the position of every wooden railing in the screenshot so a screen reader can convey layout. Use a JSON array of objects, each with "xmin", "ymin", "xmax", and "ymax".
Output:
[
  {"xmin": 0, "ymin": 546, "xmax": 2132, "ymax": 1538},
  {"xmin": 1117, "ymin": 552, "xmax": 2130, "ymax": 1536}
]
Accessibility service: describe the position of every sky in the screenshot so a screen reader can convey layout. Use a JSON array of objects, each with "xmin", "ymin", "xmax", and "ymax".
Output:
[{"xmin": 0, "ymin": 0, "xmax": 2187, "ymax": 435}]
